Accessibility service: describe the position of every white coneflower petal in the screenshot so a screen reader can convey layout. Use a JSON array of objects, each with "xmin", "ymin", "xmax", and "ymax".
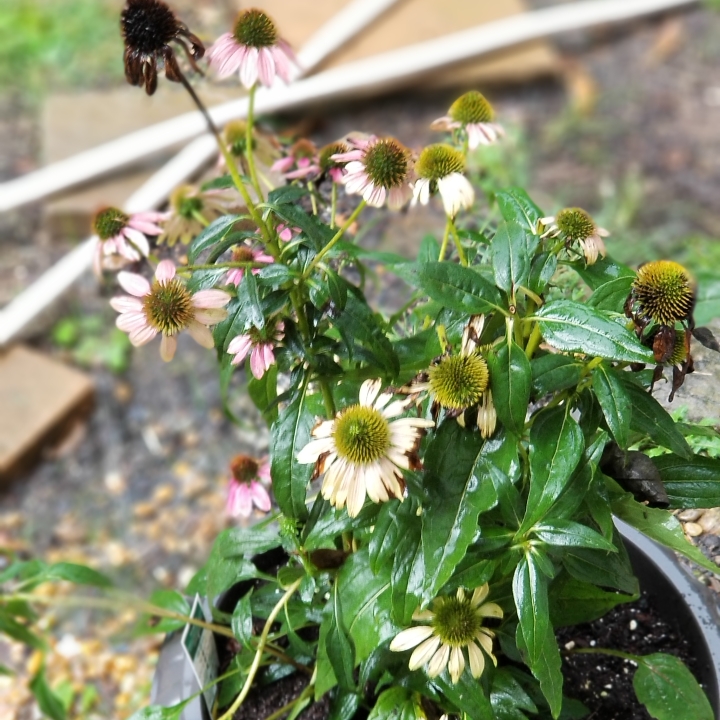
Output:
[
  {"xmin": 449, "ymin": 646, "xmax": 465, "ymax": 684},
  {"xmin": 390, "ymin": 625, "xmax": 435, "ymax": 652},
  {"xmin": 471, "ymin": 584, "xmax": 489, "ymax": 607},
  {"xmin": 409, "ymin": 636, "xmax": 442, "ymax": 671},
  {"xmin": 427, "ymin": 644, "xmax": 450, "ymax": 678},
  {"xmin": 467, "ymin": 641, "xmax": 485, "ymax": 678},
  {"xmin": 437, "ymin": 173, "xmax": 475, "ymax": 217}
]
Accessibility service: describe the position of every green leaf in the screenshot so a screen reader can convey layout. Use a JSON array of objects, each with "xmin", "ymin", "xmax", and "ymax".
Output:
[
  {"xmin": 495, "ymin": 188, "xmax": 543, "ymax": 234},
  {"xmin": 531, "ymin": 354, "xmax": 583, "ymax": 397},
  {"xmin": 572, "ymin": 257, "xmax": 635, "ymax": 291},
  {"xmin": 138, "ymin": 590, "xmax": 191, "ymax": 635},
  {"xmin": 491, "ymin": 221, "xmax": 532, "ymax": 294},
  {"xmin": 0, "ymin": 611, "xmax": 44, "ymax": 649},
  {"xmin": 329, "ymin": 691, "xmax": 361, "ymax": 720},
  {"xmin": 528, "ymin": 252, "xmax": 558, "ymax": 295},
  {"xmin": 633, "ymin": 653, "xmax": 713, "ymax": 720},
  {"xmin": 654, "ymin": 453, "xmax": 720, "ymax": 508},
  {"xmin": 433, "ymin": 672, "xmax": 494, "ymax": 720},
  {"xmin": 490, "ymin": 669, "xmax": 538, "ymax": 719},
  {"xmin": 532, "ymin": 519, "xmax": 617, "ymax": 551},
  {"xmin": 333, "ymin": 294, "xmax": 399, "ymax": 375},
  {"xmin": 549, "ymin": 574, "xmax": 636, "ymax": 627},
  {"xmin": 619, "ymin": 378, "xmax": 692, "ymax": 458},
  {"xmin": 390, "ymin": 511, "xmax": 424, "ymax": 624},
  {"xmin": 521, "ymin": 407, "xmax": 584, "ymax": 532},
  {"xmin": 522, "ymin": 621, "xmax": 563, "ymax": 719},
  {"xmin": 268, "ymin": 185, "xmax": 308, "ymax": 205},
  {"xmin": 247, "ymin": 364, "xmax": 278, "ymax": 422},
  {"xmin": 368, "ymin": 687, "xmax": 425, "ymax": 720},
  {"xmin": 326, "ymin": 268, "xmax": 348, "ymax": 310},
  {"xmin": 587, "ymin": 276, "xmax": 635, "ymax": 314},
  {"xmin": 592, "ymin": 363, "xmax": 632, "ymax": 447},
  {"xmin": 513, "ymin": 554, "xmax": 549, "ymax": 667},
  {"xmin": 127, "ymin": 703, "xmax": 187, "ymax": 720},
  {"xmin": 272, "ymin": 203, "xmax": 333, "ymax": 250},
  {"xmin": 488, "ymin": 340, "xmax": 531, "ymax": 436},
  {"xmin": 236, "ymin": 270, "xmax": 264, "ymax": 330},
  {"xmin": 694, "ymin": 273, "xmax": 720, "ymax": 325},
  {"xmin": 395, "ymin": 262, "xmax": 506, "ymax": 314},
  {"xmin": 563, "ymin": 536, "xmax": 639, "ymax": 596},
  {"xmin": 422, "ymin": 422, "xmax": 498, "ymax": 601},
  {"xmin": 30, "ymin": 668, "xmax": 66, "ymax": 720},
  {"xmin": 325, "ymin": 584, "xmax": 356, "ymax": 691},
  {"xmin": 231, "ymin": 591, "xmax": 253, "ymax": 646},
  {"xmin": 270, "ymin": 385, "xmax": 323, "ymax": 521},
  {"xmin": 369, "ymin": 500, "xmax": 407, "ymax": 574},
  {"xmin": 188, "ymin": 214, "xmax": 242, "ymax": 263},
  {"xmin": 535, "ymin": 300, "xmax": 654, "ymax": 363},
  {"xmin": 612, "ymin": 493, "xmax": 720, "ymax": 574},
  {"xmin": 45, "ymin": 563, "xmax": 112, "ymax": 588}
]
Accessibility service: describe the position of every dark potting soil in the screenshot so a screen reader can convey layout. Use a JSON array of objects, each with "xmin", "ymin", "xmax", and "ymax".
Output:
[{"xmin": 557, "ymin": 589, "xmax": 701, "ymax": 720}]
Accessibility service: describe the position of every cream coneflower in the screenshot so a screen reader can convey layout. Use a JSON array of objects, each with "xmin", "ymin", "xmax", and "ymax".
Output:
[
  {"xmin": 540, "ymin": 207, "xmax": 609, "ymax": 265},
  {"xmin": 631, "ymin": 260, "xmax": 695, "ymax": 326},
  {"xmin": 431, "ymin": 91, "xmax": 504, "ymax": 149},
  {"xmin": 92, "ymin": 207, "xmax": 167, "ymax": 273},
  {"xmin": 331, "ymin": 137, "xmax": 413, "ymax": 209},
  {"xmin": 412, "ymin": 144, "xmax": 474, "ymax": 218},
  {"xmin": 206, "ymin": 8, "xmax": 295, "ymax": 89},
  {"xmin": 160, "ymin": 185, "xmax": 236, "ymax": 247},
  {"xmin": 475, "ymin": 390, "xmax": 497, "ymax": 439},
  {"xmin": 111, "ymin": 260, "xmax": 230, "ymax": 361},
  {"xmin": 296, "ymin": 379, "xmax": 434, "ymax": 517},
  {"xmin": 390, "ymin": 585, "xmax": 502, "ymax": 684},
  {"xmin": 225, "ymin": 243, "xmax": 274, "ymax": 286}
]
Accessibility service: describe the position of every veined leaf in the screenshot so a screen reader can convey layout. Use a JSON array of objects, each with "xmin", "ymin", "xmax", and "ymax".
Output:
[
  {"xmin": 513, "ymin": 554, "xmax": 549, "ymax": 668},
  {"xmin": 587, "ymin": 276, "xmax": 634, "ymax": 314},
  {"xmin": 491, "ymin": 221, "xmax": 532, "ymax": 294},
  {"xmin": 654, "ymin": 453, "xmax": 720, "ymax": 508},
  {"xmin": 488, "ymin": 340, "xmax": 531, "ymax": 436},
  {"xmin": 495, "ymin": 188, "xmax": 543, "ymax": 234},
  {"xmin": 592, "ymin": 363, "xmax": 631, "ymax": 447}
]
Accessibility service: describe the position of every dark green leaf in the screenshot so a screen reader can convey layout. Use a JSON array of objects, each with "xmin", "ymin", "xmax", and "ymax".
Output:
[
  {"xmin": 247, "ymin": 364, "xmax": 278, "ymax": 422},
  {"xmin": 390, "ymin": 514, "xmax": 424, "ymax": 624},
  {"xmin": 326, "ymin": 268, "xmax": 348, "ymax": 310},
  {"xmin": 368, "ymin": 687, "xmax": 424, "ymax": 720},
  {"xmin": 395, "ymin": 262, "xmax": 506, "ymax": 315},
  {"xmin": 0, "ymin": 611, "xmax": 44, "ymax": 649},
  {"xmin": 694, "ymin": 274, "xmax": 720, "ymax": 326},
  {"xmin": 488, "ymin": 340, "xmax": 531, "ymax": 436},
  {"xmin": 329, "ymin": 691, "xmax": 361, "ymax": 720},
  {"xmin": 491, "ymin": 221, "xmax": 532, "ymax": 294},
  {"xmin": 188, "ymin": 214, "xmax": 242, "ymax": 263},
  {"xmin": 272, "ymin": 203, "xmax": 333, "ymax": 251},
  {"xmin": 491, "ymin": 668, "xmax": 538, "ymax": 719},
  {"xmin": 231, "ymin": 591, "xmax": 253, "ymax": 646},
  {"xmin": 495, "ymin": 188, "xmax": 543, "ymax": 234},
  {"xmin": 612, "ymin": 493, "xmax": 720, "ymax": 573},
  {"xmin": 270, "ymin": 385, "xmax": 323, "ymax": 521},
  {"xmin": 619, "ymin": 378, "xmax": 692, "ymax": 458},
  {"xmin": 304, "ymin": 503, "xmax": 378, "ymax": 552},
  {"xmin": 654, "ymin": 453, "xmax": 720, "ymax": 508},
  {"xmin": 418, "ymin": 235, "xmax": 441, "ymax": 263},
  {"xmin": 325, "ymin": 584, "xmax": 356, "ymax": 691},
  {"xmin": 236, "ymin": 270, "xmax": 263, "ymax": 330},
  {"xmin": 447, "ymin": 556, "xmax": 496, "ymax": 592},
  {"xmin": 531, "ymin": 354, "xmax": 583, "ymax": 397},
  {"xmin": 268, "ymin": 185, "xmax": 308, "ymax": 205},
  {"xmin": 572, "ymin": 257, "xmax": 635, "ymax": 291},
  {"xmin": 422, "ymin": 422, "xmax": 498, "ymax": 600},
  {"xmin": 549, "ymin": 574, "xmax": 636, "ymax": 627},
  {"xmin": 535, "ymin": 301, "xmax": 654, "ymax": 363},
  {"xmin": 528, "ymin": 252, "xmax": 558, "ymax": 295},
  {"xmin": 533, "ymin": 520, "xmax": 617, "ymax": 551},
  {"xmin": 433, "ymin": 672, "xmax": 494, "ymax": 720},
  {"xmin": 45, "ymin": 563, "xmax": 112, "ymax": 588},
  {"xmin": 633, "ymin": 653, "xmax": 713, "ymax": 720},
  {"xmin": 186, "ymin": 267, "xmax": 228, "ymax": 293},
  {"xmin": 513, "ymin": 555, "xmax": 549, "ymax": 667},
  {"xmin": 519, "ymin": 621, "xmax": 563, "ymax": 719},
  {"xmin": 521, "ymin": 407, "xmax": 584, "ymax": 532},
  {"xmin": 587, "ymin": 277, "xmax": 635, "ymax": 314},
  {"xmin": 30, "ymin": 668, "xmax": 66, "ymax": 720},
  {"xmin": 257, "ymin": 264, "xmax": 293, "ymax": 286},
  {"xmin": 592, "ymin": 363, "xmax": 631, "ymax": 447},
  {"xmin": 369, "ymin": 500, "xmax": 410, "ymax": 575}
]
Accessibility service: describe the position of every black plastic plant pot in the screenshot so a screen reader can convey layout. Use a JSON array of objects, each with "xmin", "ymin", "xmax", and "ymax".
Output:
[{"xmin": 150, "ymin": 525, "xmax": 720, "ymax": 720}]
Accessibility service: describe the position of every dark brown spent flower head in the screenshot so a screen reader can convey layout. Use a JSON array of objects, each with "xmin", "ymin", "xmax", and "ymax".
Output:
[
  {"xmin": 231, "ymin": 245, "xmax": 256, "ymax": 263},
  {"xmin": 143, "ymin": 278, "xmax": 194, "ymax": 334},
  {"xmin": 121, "ymin": 0, "xmax": 204, "ymax": 95},
  {"xmin": 556, "ymin": 208, "xmax": 596, "ymax": 242},
  {"xmin": 633, "ymin": 260, "xmax": 695, "ymax": 326},
  {"xmin": 449, "ymin": 91, "xmax": 494, "ymax": 125},
  {"xmin": 94, "ymin": 207, "xmax": 129, "ymax": 239},
  {"xmin": 289, "ymin": 138, "xmax": 317, "ymax": 160},
  {"xmin": 363, "ymin": 139, "xmax": 409, "ymax": 190},
  {"xmin": 233, "ymin": 9, "xmax": 278, "ymax": 47},
  {"xmin": 320, "ymin": 141, "xmax": 349, "ymax": 171},
  {"xmin": 230, "ymin": 454, "xmax": 260, "ymax": 483}
]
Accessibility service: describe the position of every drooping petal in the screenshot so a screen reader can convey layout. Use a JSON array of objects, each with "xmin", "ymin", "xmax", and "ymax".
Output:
[
  {"xmin": 389, "ymin": 625, "xmax": 434, "ymax": 652},
  {"xmin": 160, "ymin": 334, "xmax": 177, "ymax": 362},
  {"xmin": 187, "ymin": 321, "xmax": 215, "ymax": 349},
  {"xmin": 249, "ymin": 346, "xmax": 266, "ymax": 379},
  {"xmin": 249, "ymin": 480, "xmax": 272, "ymax": 512},
  {"xmin": 426, "ymin": 643, "xmax": 450, "ymax": 678},
  {"xmin": 192, "ymin": 289, "xmax": 231, "ymax": 308},
  {"xmin": 193, "ymin": 308, "xmax": 227, "ymax": 325},
  {"xmin": 240, "ymin": 46, "xmax": 259, "ymax": 88},
  {"xmin": 471, "ymin": 584, "xmax": 490, "ymax": 607},
  {"xmin": 123, "ymin": 227, "xmax": 150, "ymax": 257},
  {"xmin": 257, "ymin": 47, "xmax": 276, "ymax": 87},
  {"xmin": 467, "ymin": 641, "xmax": 485, "ymax": 678},
  {"xmin": 110, "ymin": 296, "xmax": 144, "ymax": 313},
  {"xmin": 118, "ymin": 271, "xmax": 151, "ymax": 297},
  {"xmin": 407, "ymin": 635, "xmax": 441, "ymax": 670},
  {"xmin": 129, "ymin": 324, "xmax": 158, "ymax": 347},
  {"xmin": 448, "ymin": 646, "xmax": 465, "ymax": 684},
  {"xmin": 227, "ymin": 334, "xmax": 252, "ymax": 358}
]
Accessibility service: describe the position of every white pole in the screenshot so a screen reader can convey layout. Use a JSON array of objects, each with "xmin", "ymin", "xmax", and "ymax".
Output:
[{"xmin": 0, "ymin": 0, "xmax": 697, "ymax": 213}]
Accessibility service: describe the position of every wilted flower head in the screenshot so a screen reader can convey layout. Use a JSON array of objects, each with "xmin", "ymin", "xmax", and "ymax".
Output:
[
  {"xmin": 297, "ymin": 379, "xmax": 434, "ymax": 517},
  {"xmin": 92, "ymin": 207, "xmax": 167, "ymax": 274},
  {"xmin": 121, "ymin": 0, "xmax": 204, "ymax": 95},
  {"xmin": 207, "ymin": 8, "xmax": 295, "ymax": 89},
  {"xmin": 227, "ymin": 320, "xmax": 284, "ymax": 380},
  {"xmin": 390, "ymin": 584, "xmax": 503, "ymax": 684},
  {"xmin": 270, "ymin": 139, "xmax": 320, "ymax": 181},
  {"xmin": 431, "ymin": 91, "xmax": 504, "ymax": 149},
  {"xmin": 110, "ymin": 260, "xmax": 230, "ymax": 361},
  {"xmin": 318, "ymin": 141, "xmax": 351, "ymax": 184},
  {"xmin": 225, "ymin": 243, "xmax": 274, "ymax": 286},
  {"xmin": 332, "ymin": 137, "xmax": 413, "ymax": 209},
  {"xmin": 161, "ymin": 185, "xmax": 236, "ymax": 246},
  {"xmin": 222, "ymin": 120, "xmax": 280, "ymax": 171},
  {"xmin": 413, "ymin": 144, "xmax": 474, "ymax": 218},
  {"xmin": 631, "ymin": 260, "xmax": 695, "ymax": 327},
  {"xmin": 227, "ymin": 454, "xmax": 272, "ymax": 518},
  {"xmin": 540, "ymin": 207, "xmax": 609, "ymax": 265}
]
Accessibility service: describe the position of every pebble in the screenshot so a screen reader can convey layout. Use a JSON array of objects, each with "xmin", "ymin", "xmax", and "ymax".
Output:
[
  {"xmin": 565, "ymin": 641, "xmax": 576, "ymax": 651},
  {"xmin": 629, "ymin": 620, "xmax": 638, "ymax": 631},
  {"xmin": 699, "ymin": 508, "xmax": 720, "ymax": 535},
  {"xmin": 678, "ymin": 509, "xmax": 703, "ymax": 522},
  {"xmin": 684, "ymin": 522, "xmax": 703, "ymax": 537}
]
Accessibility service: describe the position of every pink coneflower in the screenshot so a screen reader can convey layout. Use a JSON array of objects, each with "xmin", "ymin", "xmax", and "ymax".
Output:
[
  {"xmin": 227, "ymin": 321, "xmax": 284, "ymax": 379},
  {"xmin": 271, "ymin": 139, "xmax": 320, "ymax": 180},
  {"xmin": 207, "ymin": 8, "xmax": 295, "ymax": 89},
  {"xmin": 318, "ymin": 141, "xmax": 351, "ymax": 184},
  {"xmin": 431, "ymin": 91, "xmax": 504, "ymax": 150},
  {"xmin": 111, "ymin": 260, "xmax": 230, "ymax": 362},
  {"xmin": 332, "ymin": 136, "xmax": 413, "ymax": 209},
  {"xmin": 92, "ymin": 207, "xmax": 167, "ymax": 274},
  {"xmin": 226, "ymin": 244, "xmax": 274, "ymax": 286},
  {"xmin": 276, "ymin": 223, "xmax": 301, "ymax": 242},
  {"xmin": 227, "ymin": 454, "xmax": 272, "ymax": 518}
]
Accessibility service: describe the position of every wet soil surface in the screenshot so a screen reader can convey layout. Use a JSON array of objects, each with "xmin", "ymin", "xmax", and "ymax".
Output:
[{"xmin": 557, "ymin": 590, "xmax": 699, "ymax": 720}]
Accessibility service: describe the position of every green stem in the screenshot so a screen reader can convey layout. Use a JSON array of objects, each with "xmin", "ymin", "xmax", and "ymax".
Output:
[
  {"xmin": 290, "ymin": 289, "xmax": 311, "ymax": 343},
  {"xmin": 178, "ymin": 261, "xmax": 268, "ymax": 272},
  {"xmin": 438, "ymin": 220, "xmax": 451, "ymax": 261},
  {"xmin": 319, "ymin": 379, "xmax": 336, "ymax": 418},
  {"xmin": 566, "ymin": 647, "xmax": 637, "ymax": 661},
  {"xmin": 246, "ymin": 85, "xmax": 264, "ymax": 201},
  {"xmin": 525, "ymin": 323, "xmax": 543, "ymax": 359},
  {"xmin": 191, "ymin": 210, "xmax": 210, "ymax": 228},
  {"xmin": 216, "ymin": 579, "xmax": 303, "ymax": 720},
  {"xmin": 330, "ymin": 182, "xmax": 338, "ymax": 229},
  {"xmin": 449, "ymin": 220, "xmax": 468, "ymax": 266},
  {"xmin": 308, "ymin": 181, "xmax": 319, "ymax": 216},
  {"xmin": 303, "ymin": 201, "xmax": 366, "ymax": 279}
]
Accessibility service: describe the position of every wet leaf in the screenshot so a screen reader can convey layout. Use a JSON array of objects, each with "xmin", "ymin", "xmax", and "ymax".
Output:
[
  {"xmin": 488, "ymin": 340, "xmax": 531, "ymax": 436},
  {"xmin": 495, "ymin": 188, "xmax": 544, "ymax": 234},
  {"xmin": 531, "ymin": 354, "xmax": 583, "ymax": 397},
  {"xmin": 592, "ymin": 363, "xmax": 631, "ymax": 447},
  {"xmin": 513, "ymin": 554, "xmax": 549, "ymax": 668},
  {"xmin": 654, "ymin": 453, "xmax": 720, "ymax": 508},
  {"xmin": 491, "ymin": 221, "xmax": 532, "ymax": 294},
  {"xmin": 325, "ymin": 584, "xmax": 356, "ymax": 691},
  {"xmin": 532, "ymin": 519, "xmax": 617, "ymax": 551},
  {"xmin": 549, "ymin": 574, "xmax": 636, "ymax": 627},
  {"xmin": 587, "ymin": 276, "xmax": 635, "ymax": 314}
]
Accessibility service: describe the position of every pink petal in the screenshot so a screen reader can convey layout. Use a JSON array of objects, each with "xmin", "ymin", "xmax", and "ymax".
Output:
[
  {"xmin": 262, "ymin": 343, "xmax": 275, "ymax": 369},
  {"xmin": 116, "ymin": 312, "xmax": 149, "ymax": 333},
  {"xmin": 257, "ymin": 47, "xmax": 276, "ymax": 87},
  {"xmin": 192, "ymin": 289, "xmax": 231, "ymax": 308},
  {"xmin": 249, "ymin": 481, "xmax": 271, "ymax": 511},
  {"xmin": 217, "ymin": 44, "xmax": 247, "ymax": 80},
  {"xmin": 160, "ymin": 334, "xmax": 177, "ymax": 362},
  {"xmin": 229, "ymin": 482, "xmax": 252, "ymax": 518},
  {"xmin": 240, "ymin": 47, "xmax": 259, "ymax": 89},
  {"xmin": 110, "ymin": 296, "xmax": 144, "ymax": 313},
  {"xmin": 128, "ymin": 219, "xmax": 163, "ymax": 235},
  {"xmin": 226, "ymin": 268, "xmax": 244, "ymax": 286},
  {"xmin": 257, "ymin": 461, "xmax": 271, "ymax": 481},
  {"xmin": 249, "ymin": 346, "xmax": 266, "ymax": 379},
  {"xmin": 129, "ymin": 324, "xmax": 158, "ymax": 347},
  {"xmin": 155, "ymin": 260, "xmax": 176, "ymax": 284},
  {"xmin": 272, "ymin": 46, "xmax": 293, "ymax": 82},
  {"xmin": 123, "ymin": 227, "xmax": 150, "ymax": 256},
  {"xmin": 117, "ymin": 272, "xmax": 151, "ymax": 297},
  {"xmin": 278, "ymin": 225, "xmax": 292, "ymax": 242},
  {"xmin": 271, "ymin": 157, "xmax": 295, "ymax": 173},
  {"xmin": 187, "ymin": 321, "xmax": 215, "ymax": 349},
  {"xmin": 227, "ymin": 334, "xmax": 252, "ymax": 356},
  {"xmin": 193, "ymin": 308, "xmax": 227, "ymax": 325}
]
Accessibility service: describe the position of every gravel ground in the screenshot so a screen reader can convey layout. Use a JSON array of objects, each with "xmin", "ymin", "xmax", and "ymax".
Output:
[{"xmin": 3, "ymin": 3, "xmax": 720, "ymax": 718}]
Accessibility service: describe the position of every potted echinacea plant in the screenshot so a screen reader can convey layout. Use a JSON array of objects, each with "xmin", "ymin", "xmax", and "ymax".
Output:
[{"xmin": 5, "ymin": 2, "xmax": 720, "ymax": 719}]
